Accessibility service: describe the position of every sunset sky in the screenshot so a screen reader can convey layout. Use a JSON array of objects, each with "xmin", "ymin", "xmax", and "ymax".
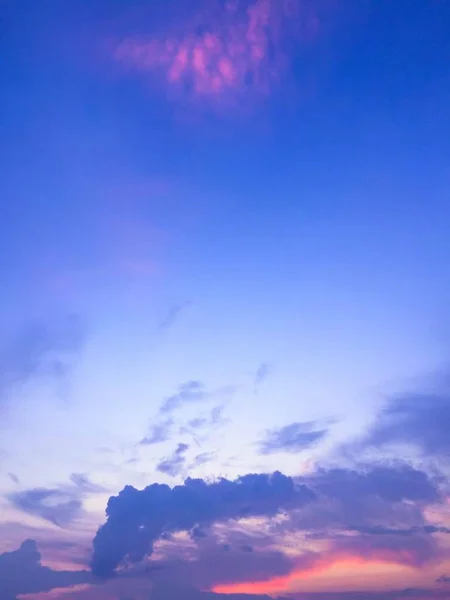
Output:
[{"xmin": 1, "ymin": 1, "xmax": 450, "ymax": 599}]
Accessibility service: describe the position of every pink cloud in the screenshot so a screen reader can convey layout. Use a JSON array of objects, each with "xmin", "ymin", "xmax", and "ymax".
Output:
[
  {"xmin": 113, "ymin": 0, "xmax": 328, "ymax": 110},
  {"xmin": 20, "ymin": 578, "xmax": 154, "ymax": 600}
]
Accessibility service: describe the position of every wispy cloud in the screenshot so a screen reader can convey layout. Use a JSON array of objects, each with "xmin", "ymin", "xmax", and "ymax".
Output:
[
  {"xmin": 258, "ymin": 421, "xmax": 328, "ymax": 454},
  {"xmin": 8, "ymin": 488, "xmax": 83, "ymax": 528},
  {"xmin": 69, "ymin": 473, "xmax": 107, "ymax": 495},
  {"xmin": 254, "ymin": 362, "xmax": 270, "ymax": 392},
  {"xmin": 7, "ymin": 473, "xmax": 105, "ymax": 527},
  {"xmin": 190, "ymin": 451, "xmax": 217, "ymax": 469},
  {"xmin": 140, "ymin": 418, "xmax": 174, "ymax": 446},
  {"xmin": 358, "ymin": 390, "xmax": 450, "ymax": 459},
  {"xmin": 160, "ymin": 381, "xmax": 236, "ymax": 415},
  {"xmin": 0, "ymin": 314, "xmax": 86, "ymax": 405},
  {"xmin": 156, "ymin": 442, "xmax": 190, "ymax": 477},
  {"xmin": 8, "ymin": 472, "xmax": 20, "ymax": 485},
  {"xmin": 183, "ymin": 404, "xmax": 228, "ymax": 435},
  {"xmin": 156, "ymin": 301, "xmax": 192, "ymax": 332}
]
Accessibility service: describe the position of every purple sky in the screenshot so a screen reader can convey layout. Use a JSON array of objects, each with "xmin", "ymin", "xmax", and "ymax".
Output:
[{"xmin": 1, "ymin": 1, "xmax": 450, "ymax": 599}]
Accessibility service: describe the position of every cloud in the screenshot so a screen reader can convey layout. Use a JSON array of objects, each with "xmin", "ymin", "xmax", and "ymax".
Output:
[
  {"xmin": 91, "ymin": 470, "xmax": 314, "ymax": 577},
  {"xmin": 160, "ymin": 381, "xmax": 236, "ymax": 415},
  {"xmin": 156, "ymin": 301, "xmax": 192, "ymax": 332},
  {"xmin": 8, "ymin": 488, "xmax": 83, "ymax": 528},
  {"xmin": 152, "ymin": 539, "xmax": 296, "ymax": 591},
  {"xmin": 349, "ymin": 524, "xmax": 450, "ymax": 536},
  {"xmin": 113, "ymin": 0, "xmax": 326, "ymax": 111},
  {"xmin": 181, "ymin": 405, "xmax": 228, "ymax": 445},
  {"xmin": 190, "ymin": 451, "xmax": 217, "ymax": 468},
  {"xmin": 140, "ymin": 419, "xmax": 173, "ymax": 445},
  {"xmin": 157, "ymin": 443, "xmax": 190, "ymax": 477},
  {"xmin": 0, "ymin": 539, "xmax": 92, "ymax": 600},
  {"xmin": 259, "ymin": 421, "xmax": 328, "ymax": 454},
  {"xmin": 13, "ymin": 463, "xmax": 448, "ymax": 598},
  {"xmin": 0, "ymin": 313, "xmax": 86, "ymax": 404},
  {"xmin": 359, "ymin": 391, "xmax": 450, "ymax": 458},
  {"xmin": 70, "ymin": 473, "xmax": 107, "ymax": 494},
  {"xmin": 8, "ymin": 472, "xmax": 20, "ymax": 485},
  {"xmin": 160, "ymin": 381, "xmax": 209, "ymax": 413},
  {"xmin": 7, "ymin": 474, "xmax": 105, "ymax": 527},
  {"xmin": 254, "ymin": 362, "xmax": 270, "ymax": 389},
  {"xmin": 307, "ymin": 463, "xmax": 440, "ymax": 506},
  {"xmin": 188, "ymin": 404, "xmax": 226, "ymax": 430},
  {"xmin": 267, "ymin": 463, "xmax": 445, "ymax": 548},
  {"xmin": 328, "ymin": 529, "xmax": 444, "ymax": 569},
  {"xmin": 437, "ymin": 574, "xmax": 450, "ymax": 583}
]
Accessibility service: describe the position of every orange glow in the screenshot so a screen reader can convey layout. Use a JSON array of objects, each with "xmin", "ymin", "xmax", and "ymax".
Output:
[{"xmin": 212, "ymin": 555, "xmax": 411, "ymax": 595}]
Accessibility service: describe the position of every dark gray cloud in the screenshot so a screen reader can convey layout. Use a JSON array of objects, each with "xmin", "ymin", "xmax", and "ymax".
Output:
[
  {"xmin": 0, "ymin": 539, "xmax": 92, "ymax": 600},
  {"xmin": 0, "ymin": 313, "xmax": 86, "ymax": 403},
  {"xmin": 91, "ymin": 470, "xmax": 314, "ymax": 577},
  {"xmin": 259, "ymin": 421, "xmax": 328, "ymax": 454},
  {"xmin": 160, "ymin": 381, "xmax": 236, "ymax": 415},
  {"xmin": 157, "ymin": 443, "xmax": 190, "ymax": 477},
  {"xmin": 140, "ymin": 419, "xmax": 173, "ymax": 445},
  {"xmin": 360, "ymin": 392, "xmax": 450, "ymax": 458}
]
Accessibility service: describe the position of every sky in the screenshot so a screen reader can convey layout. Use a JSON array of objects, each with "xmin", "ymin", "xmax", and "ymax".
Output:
[{"xmin": 1, "ymin": 0, "xmax": 450, "ymax": 599}]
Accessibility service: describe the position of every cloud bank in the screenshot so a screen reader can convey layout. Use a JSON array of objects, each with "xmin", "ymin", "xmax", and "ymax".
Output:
[{"xmin": 91, "ymin": 470, "xmax": 314, "ymax": 577}]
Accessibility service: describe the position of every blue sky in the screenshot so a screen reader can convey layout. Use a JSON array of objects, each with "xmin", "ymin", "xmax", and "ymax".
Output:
[{"xmin": 1, "ymin": 1, "xmax": 450, "ymax": 599}]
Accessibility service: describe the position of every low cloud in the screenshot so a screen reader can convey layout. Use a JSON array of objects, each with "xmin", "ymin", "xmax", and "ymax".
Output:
[
  {"xmin": 259, "ymin": 421, "xmax": 328, "ymax": 454},
  {"xmin": 152, "ymin": 540, "xmax": 295, "ymax": 591},
  {"xmin": 0, "ymin": 539, "xmax": 91, "ymax": 600},
  {"xmin": 91, "ymin": 470, "xmax": 314, "ymax": 577}
]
